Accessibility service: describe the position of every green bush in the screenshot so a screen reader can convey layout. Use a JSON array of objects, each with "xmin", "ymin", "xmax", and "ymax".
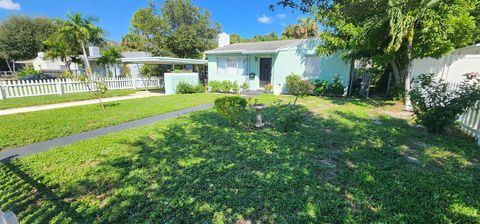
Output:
[
  {"xmin": 410, "ymin": 73, "xmax": 480, "ymax": 133},
  {"xmin": 194, "ymin": 84, "xmax": 205, "ymax": 93},
  {"xmin": 264, "ymin": 83, "xmax": 273, "ymax": 93},
  {"xmin": 271, "ymin": 100, "xmax": 308, "ymax": 132},
  {"xmin": 214, "ymin": 96, "xmax": 247, "ymax": 126},
  {"xmin": 311, "ymin": 79, "xmax": 328, "ymax": 96},
  {"xmin": 240, "ymin": 82, "xmax": 249, "ymax": 91},
  {"xmin": 285, "ymin": 73, "xmax": 313, "ymax": 104},
  {"xmin": 325, "ymin": 76, "xmax": 345, "ymax": 96},
  {"xmin": 17, "ymin": 68, "xmax": 41, "ymax": 78},
  {"xmin": 209, "ymin": 80, "xmax": 239, "ymax": 93},
  {"xmin": 176, "ymin": 82, "xmax": 196, "ymax": 94}
]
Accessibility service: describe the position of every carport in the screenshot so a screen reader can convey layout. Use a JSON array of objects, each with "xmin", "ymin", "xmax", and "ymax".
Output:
[{"xmin": 121, "ymin": 56, "xmax": 208, "ymax": 95}]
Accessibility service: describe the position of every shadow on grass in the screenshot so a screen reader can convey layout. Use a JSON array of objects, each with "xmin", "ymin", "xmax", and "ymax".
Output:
[
  {"xmin": 1, "ymin": 105, "xmax": 479, "ymax": 223},
  {"xmin": 326, "ymin": 96, "xmax": 396, "ymax": 108}
]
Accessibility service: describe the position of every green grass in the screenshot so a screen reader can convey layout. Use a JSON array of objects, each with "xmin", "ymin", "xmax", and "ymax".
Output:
[
  {"xmin": 0, "ymin": 89, "xmax": 138, "ymax": 110},
  {"xmin": 1, "ymin": 95, "xmax": 478, "ymax": 223},
  {"xmin": 0, "ymin": 93, "xmax": 225, "ymax": 150}
]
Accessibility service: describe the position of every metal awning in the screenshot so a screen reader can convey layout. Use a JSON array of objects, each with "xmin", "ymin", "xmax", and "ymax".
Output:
[{"xmin": 121, "ymin": 56, "xmax": 207, "ymax": 65}]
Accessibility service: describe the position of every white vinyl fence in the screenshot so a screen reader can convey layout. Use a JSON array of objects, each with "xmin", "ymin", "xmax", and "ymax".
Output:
[
  {"xmin": 0, "ymin": 77, "xmax": 164, "ymax": 99},
  {"xmin": 448, "ymin": 82, "xmax": 480, "ymax": 145}
]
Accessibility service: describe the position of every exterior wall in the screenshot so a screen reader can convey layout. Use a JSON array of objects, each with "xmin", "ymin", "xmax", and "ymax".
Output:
[
  {"xmin": 164, "ymin": 73, "xmax": 199, "ymax": 95},
  {"xmin": 272, "ymin": 39, "xmax": 351, "ymax": 95},
  {"xmin": 207, "ymin": 54, "xmax": 250, "ymax": 88},
  {"xmin": 412, "ymin": 46, "xmax": 480, "ymax": 83},
  {"xmin": 207, "ymin": 39, "xmax": 351, "ymax": 95}
]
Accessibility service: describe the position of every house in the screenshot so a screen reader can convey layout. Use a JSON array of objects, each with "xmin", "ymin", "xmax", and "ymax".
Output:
[
  {"xmin": 16, "ymin": 46, "xmax": 152, "ymax": 78},
  {"xmin": 205, "ymin": 35, "xmax": 352, "ymax": 95},
  {"xmin": 412, "ymin": 43, "xmax": 480, "ymax": 83}
]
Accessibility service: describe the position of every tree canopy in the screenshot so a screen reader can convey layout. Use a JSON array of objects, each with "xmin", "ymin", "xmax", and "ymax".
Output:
[
  {"xmin": 0, "ymin": 15, "xmax": 56, "ymax": 70},
  {"xmin": 123, "ymin": 0, "xmax": 220, "ymax": 59},
  {"xmin": 282, "ymin": 17, "xmax": 319, "ymax": 39},
  {"xmin": 230, "ymin": 32, "xmax": 280, "ymax": 44}
]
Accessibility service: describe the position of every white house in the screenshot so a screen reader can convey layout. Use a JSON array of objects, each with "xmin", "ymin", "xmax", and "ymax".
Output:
[{"xmin": 412, "ymin": 43, "xmax": 480, "ymax": 83}]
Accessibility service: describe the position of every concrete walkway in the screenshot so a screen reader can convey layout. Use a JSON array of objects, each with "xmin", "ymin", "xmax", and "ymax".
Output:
[
  {"xmin": 0, "ymin": 91, "xmax": 164, "ymax": 116},
  {"xmin": 0, "ymin": 103, "xmax": 213, "ymax": 161}
]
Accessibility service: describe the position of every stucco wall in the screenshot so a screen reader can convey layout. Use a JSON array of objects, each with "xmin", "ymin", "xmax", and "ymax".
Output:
[
  {"xmin": 412, "ymin": 46, "xmax": 480, "ymax": 83},
  {"xmin": 207, "ymin": 54, "xmax": 251, "ymax": 89},
  {"xmin": 272, "ymin": 39, "xmax": 351, "ymax": 94},
  {"xmin": 164, "ymin": 73, "xmax": 199, "ymax": 95}
]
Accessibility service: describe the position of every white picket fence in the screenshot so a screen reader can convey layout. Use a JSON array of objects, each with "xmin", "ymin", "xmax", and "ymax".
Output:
[
  {"xmin": 0, "ymin": 77, "xmax": 164, "ymax": 99},
  {"xmin": 448, "ymin": 82, "xmax": 480, "ymax": 145}
]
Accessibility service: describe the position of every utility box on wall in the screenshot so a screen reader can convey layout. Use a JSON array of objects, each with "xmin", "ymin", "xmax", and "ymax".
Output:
[{"xmin": 164, "ymin": 73, "xmax": 199, "ymax": 95}]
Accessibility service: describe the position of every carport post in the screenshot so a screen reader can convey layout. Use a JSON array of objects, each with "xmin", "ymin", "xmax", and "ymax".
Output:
[{"xmin": 0, "ymin": 84, "xmax": 4, "ymax": 100}]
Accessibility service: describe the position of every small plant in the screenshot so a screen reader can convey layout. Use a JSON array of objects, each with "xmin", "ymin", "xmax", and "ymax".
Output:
[
  {"xmin": 17, "ymin": 68, "xmax": 41, "ymax": 78},
  {"xmin": 78, "ymin": 75, "xmax": 108, "ymax": 109},
  {"xmin": 264, "ymin": 83, "xmax": 273, "ymax": 93},
  {"xmin": 209, "ymin": 80, "xmax": 240, "ymax": 93},
  {"xmin": 240, "ymin": 82, "xmax": 249, "ymax": 91},
  {"xmin": 285, "ymin": 73, "xmax": 313, "ymax": 105},
  {"xmin": 271, "ymin": 99, "xmax": 308, "ymax": 132},
  {"xmin": 410, "ymin": 73, "xmax": 480, "ymax": 133},
  {"xmin": 325, "ymin": 75, "xmax": 345, "ymax": 96},
  {"xmin": 60, "ymin": 70, "xmax": 73, "ymax": 79},
  {"xmin": 311, "ymin": 79, "xmax": 328, "ymax": 96},
  {"xmin": 194, "ymin": 84, "xmax": 205, "ymax": 93},
  {"xmin": 214, "ymin": 96, "xmax": 248, "ymax": 126},
  {"xmin": 176, "ymin": 82, "xmax": 196, "ymax": 94}
]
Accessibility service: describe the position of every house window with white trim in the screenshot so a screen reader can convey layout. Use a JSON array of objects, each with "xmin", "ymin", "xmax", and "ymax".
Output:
[
  {"xmin": 304, "ymin": 55, "xmax": 321, "ymax": 78},
  {"xmin": 217, "ymin": 57, "xmax": 247, "ymax": 76}
]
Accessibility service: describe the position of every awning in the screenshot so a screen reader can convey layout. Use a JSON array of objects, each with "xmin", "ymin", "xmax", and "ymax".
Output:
[
  {"xmin": 16, "ymin": 59, "xmax": 34, "ymax": 64},
  {"xmin": 121, "ymin": 56, "xmax": 207, "ymax": 65}
]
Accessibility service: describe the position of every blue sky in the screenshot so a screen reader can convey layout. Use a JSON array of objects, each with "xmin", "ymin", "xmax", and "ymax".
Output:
[{"xmin": 0, "ymin": 0, "xmax": 307, "ymax": 42}]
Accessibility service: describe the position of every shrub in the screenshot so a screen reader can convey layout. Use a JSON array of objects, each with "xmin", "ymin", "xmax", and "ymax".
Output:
[
  {"xmin": 325, "ymin": 75, "xmax": 345, "ymax": 96},
  {"xmin": 194, "ymin": 84, "xmax": 205, "ymax": 93},
  {"xmin": 271, "ymin": 100, "xmax": 308, "ymax": 132},
  {"xmin": 240, "ymin": 82, "xmax": 249, "ymax": 91},
  {"xmin": 209, "ymin": 80, "xmax": 239, "ymax": 93},
  {"xmin": 264, "ymin": 83, "xmax": 273, "ymax": 93},
  {"xmin": 311, "ymin": 79, "xmax": 328, "ymax": 96},
  {"xmin": 214, "ymin": 96, "xmax": 248, "ymax": 126},
  {"xmin": 176, "ymin": 82, "xmax": 196, "ymax": 94},
  {"xmin": 17, "ymin": 68, "xmax": 41, "ymax": 78},
  {"xmin": 285, "ymin": 73, "xmax": 313, "ymax": 105},
  {"xmin": 410, "ymin": 73, "xmax": 480, "ymax": 133}
]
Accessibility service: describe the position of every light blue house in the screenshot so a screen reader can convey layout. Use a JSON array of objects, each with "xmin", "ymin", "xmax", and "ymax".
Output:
[{"xmin": 205, "ymin": 38, "xmax": 352, "ymax": 95}]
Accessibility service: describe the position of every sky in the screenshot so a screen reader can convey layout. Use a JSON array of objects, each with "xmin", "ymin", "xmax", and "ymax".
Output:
[{"xmin": 0, "ymin": 0, "xmax": 307, "ymax": 42}]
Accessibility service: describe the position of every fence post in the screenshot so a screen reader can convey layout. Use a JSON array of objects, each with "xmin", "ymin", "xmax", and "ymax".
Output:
[
  {"xmin": 132, "ymin": 76, "xmax": 137, "ymax": 89},
  {"xmin": 157, "ymin": 77, "xmax": 161, "ymax": 88},
  {"xmin": 56, "ymin": 80, "xmax": 64, "ymax": 95},
  {"xmin": 0, "ymin": 83, "xmax": 4, "ymax": 100}
]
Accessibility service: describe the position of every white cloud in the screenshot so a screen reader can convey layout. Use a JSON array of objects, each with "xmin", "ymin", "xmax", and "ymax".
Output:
[
  {"xmin": 0, "ymin": 0, "xmax": 20, "ymax": 10},
  {"xmin": 257, "ymin": 14, "xmax": 272, "ymax": 24},
  {"xmin": 276, "ymin": 13, "xmax": 287, "ymax": 19}
]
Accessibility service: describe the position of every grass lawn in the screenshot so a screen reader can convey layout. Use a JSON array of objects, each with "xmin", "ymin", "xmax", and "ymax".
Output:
[
  {"xmin": 1, "ymin": 95, "xmax": 478, "ymax": 223},
  {"xmin": 0, "ymin": 89, "xmax": 138, "ymax": 110},
  {"xmin": 0, "ymin": 93, "xmax": 224, "ymax": 150}
]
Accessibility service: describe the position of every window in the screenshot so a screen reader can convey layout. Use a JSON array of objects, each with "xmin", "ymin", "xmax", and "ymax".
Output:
[
  {"xmin": 217, "ymin": 57, "xmax": 247, "ymax": 76},
  {"xmin": 304, "ymin": 55, "xmax": 321, "ymax": 78}
]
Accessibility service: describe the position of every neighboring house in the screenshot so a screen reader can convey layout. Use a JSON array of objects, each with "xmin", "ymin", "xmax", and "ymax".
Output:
[
  {"xmin": 412, "ymin": 43, "xmax": 480, "ymax": 83},
  {"xmin": 17, "ymin": 52, "xmax": 81, "ymax": 73},
  {"xmin": 17, "ymin": 47, "xmax": 152, "ymax": 78},
  {"xmin": 205, "ymin": 37, "xmax": 352, "ymax": 95}
]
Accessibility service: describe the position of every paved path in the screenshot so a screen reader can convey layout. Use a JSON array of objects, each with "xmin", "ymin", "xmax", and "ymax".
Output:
[
  {"xmin": 0, "ymin": 91, "xmax": 164, "ymax": 116},
  {"xmin": 0, "ymin": 103, "xmax": 213, "ymax": 161}
]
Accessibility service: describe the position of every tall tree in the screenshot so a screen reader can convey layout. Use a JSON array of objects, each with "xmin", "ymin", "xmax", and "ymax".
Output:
[
  {"xmin": 125, "ymin": 0, "xmax": 220, "ymax": 59},
  {"xmin": 282, "ymin": 17, "xmax": 319, "ymax": 39},
  {"xmin": 0, "ymin": 16, "xmax": 56, "ymax": 73},
  {"xmin": 275, "ymin": 0, "xmax": 479, "ymax": 110},
  {"xmin": 97, "ymin": 47, "xmax": 123, "ymax": 77},
  {"xmin": 58, "ymin": 13, "xmax": 104, "ymax": 76},
  {"xmin": 43, "ymin": 32, "xmax": 82, "ymax": 74}
]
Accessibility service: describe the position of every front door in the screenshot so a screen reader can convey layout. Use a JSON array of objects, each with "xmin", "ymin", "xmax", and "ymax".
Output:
[{"xmin": 259, "ymin": 58, "xmax": 272, "ymax": 87}]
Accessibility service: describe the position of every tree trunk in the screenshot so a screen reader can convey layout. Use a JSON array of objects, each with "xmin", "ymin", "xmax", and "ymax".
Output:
[
  {"xmin": 390, "ymin": 61, "xmax": 401, "ymax": 86},
  {"xmin": 404, "ymin": 29, "xmax": 414, "ymax": 111},
  {"xmin": 80, "ymin": 41, "xmax": 92, "ymax": 76}
]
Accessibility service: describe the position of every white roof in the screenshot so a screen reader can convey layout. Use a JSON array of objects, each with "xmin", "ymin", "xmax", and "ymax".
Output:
[
  {"xmin": 205, "ymin": 39, "xmax": 306, "ymax": 54},
  {"xmin": 121, "ymin": 56, "xmax": 207, "ymax": 65}
]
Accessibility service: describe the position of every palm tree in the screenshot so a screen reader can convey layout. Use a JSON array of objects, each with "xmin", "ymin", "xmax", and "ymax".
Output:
[
  {"xmin": 59, "ymin": 13, "xmax": 103, "ymax": 76},
  {"xmin": 386, "ymin": 0, "xmax": 439, "ymax": 110},
  {"xmin": 97, "ymin": 47, "xmax": 122, "ymax": 77},
  {"xmin": 297, "ymin": 17, "xmax": 319, "ymax": 38},
  {"xmin": 44, "ymin": 32, "xmax": 81, "ymax": 74}
]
